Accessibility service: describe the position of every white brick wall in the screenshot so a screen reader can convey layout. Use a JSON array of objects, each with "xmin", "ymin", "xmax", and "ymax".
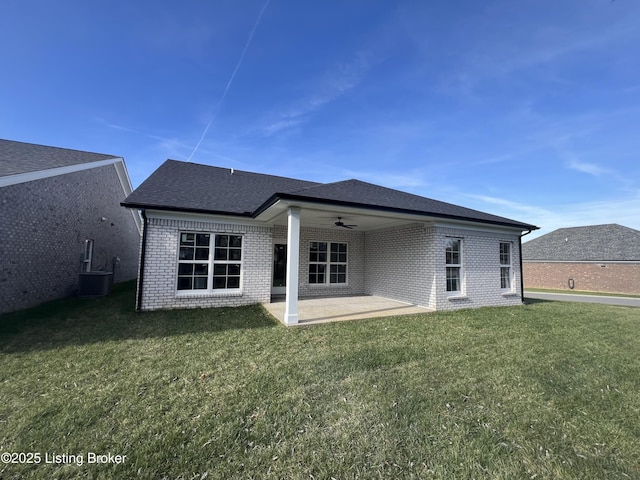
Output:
[
  {"xmin": 139, "ymin": 216, "xmax": 272, "ymax": 310},
  {"xmin": 273, "ymin": 224, "xmax": 366, "ymax": 298},
  {"xmin": 301, "ymin": 227, "xmax": 365, "ymax": 298},
  {"xmin": 364, "ymin": 223, "xmax": 522, "ymax": 310},
  {"xmin": 431, "ymin": 225, "xmax": 523, "ymax": 310},
  {"xmin": 364, "ymin": 223, "xmax": 433, "ymax": 307},
  {"xmin": 138, "ymin": 215, "xmax": 524, "ymax": 313}
]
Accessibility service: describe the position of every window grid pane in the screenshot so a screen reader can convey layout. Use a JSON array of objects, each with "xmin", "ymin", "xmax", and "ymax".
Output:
[
  {"xmin": 330, "ymin": 264, "xmax": 347, "ymax": 284},
  {"xmin": 445, "ymin": 239, "xmax": 461, "ymax": 266},
  {"xmin": 177, "ymin": 232, "xmax": 242, "ymax": 291},
  {"xmin": 212, "ymin": 263, "xmax": 241, "ymax": 289},
  {"xmin": 500, "ymin": 243, "xmax": 511, "ymax": 265},
  {"xmin": 445, "ymin": 238, "xmax": 462, "ymax": 293},
  {"xmin": 196, "ymin": 234, "xmax": 210, "ymax": 246},
  {"xmin": 501, "ymin": 267, "xmax": 511, "ymax": 289},
  {"xmin": 308, "ymin": 264, "xmax": 326, "ymax": 284},
  {"xmin": 309, "ymin": 242, "xmax": 347, "ymax": 284},
  {"xmin": 446, "ymin": 267, "xmax": 460, "ymax": 292}
]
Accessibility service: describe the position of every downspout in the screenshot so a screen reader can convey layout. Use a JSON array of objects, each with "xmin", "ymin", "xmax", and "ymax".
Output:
[
  {"xmin": 519, "ymin": 229, "xmax": 533, "ymax": 304},
  {"xmin": 136, "ymin": 209, "xmax": 149, "ymax": 312}
]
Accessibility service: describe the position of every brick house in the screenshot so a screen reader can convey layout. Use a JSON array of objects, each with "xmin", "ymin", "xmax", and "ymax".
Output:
[
  {"xmin": 0, "ymin": 139, "xmax": 142, "ymax": 313},
  {"xmin": 122, "ymin": 160, "xmax": 538, "ymax": 324},
  {"xmin": 522, "ymin": 224, "xmax": 640, "ymax": 295}
]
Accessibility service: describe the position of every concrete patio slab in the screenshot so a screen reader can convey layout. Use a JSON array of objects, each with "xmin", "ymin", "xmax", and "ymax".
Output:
[{"xmin": 263, "ymin": 295, "xmax": 433, "ymax": 326}]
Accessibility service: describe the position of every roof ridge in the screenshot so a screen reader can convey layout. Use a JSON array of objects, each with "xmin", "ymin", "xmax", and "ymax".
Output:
[
  {"xmin": 285, "ymin": 178, "xmax": 359, "ymax": 194},
  {"xmin": 165, "ymin": 159, "xmax": 321, "ymax": 187}
]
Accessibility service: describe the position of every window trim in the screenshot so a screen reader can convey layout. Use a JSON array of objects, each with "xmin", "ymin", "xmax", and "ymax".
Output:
[
  {"xmin": 176, "ymin": 232, "xmax": 244, "ymax": 295},
  {"xmin": 308, "ymin": 241, "xmax": 349, "ymax": 286},
  {"xmin": 445, "ymin": 237, "xmax": 463, "ymax": 295},
  {"xmin": 500, "ymin": 241, "xmax": 513, "ymax": 291}
]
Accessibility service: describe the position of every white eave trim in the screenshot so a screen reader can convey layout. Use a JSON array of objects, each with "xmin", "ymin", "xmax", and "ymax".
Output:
[
  {"xmin": 146, "ymin": 209, "xmax": 261, "ymax": 228},
  {"xmin": 254, "ymin": 198, "xmax": 531, "ymax": 234},
  {"xmin": 0, "ymin": 157, "xmax": 124, "ymax": 188}
]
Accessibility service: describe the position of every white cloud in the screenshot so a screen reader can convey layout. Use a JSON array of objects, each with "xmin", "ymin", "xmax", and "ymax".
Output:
[
  {"xmin": 566, "ymin": 159, "xmax": 611, "ymax": 177},
  {"xmin": 465, "ymin": 192, "xmax": 640, "ymax": 239},
  {"xmin": 465, "ymin": 194, "xmax": 552, "ymax": 218},
  {"xmin": 262, "ymin": 51, "xmax": 376, "ymax": 136}
]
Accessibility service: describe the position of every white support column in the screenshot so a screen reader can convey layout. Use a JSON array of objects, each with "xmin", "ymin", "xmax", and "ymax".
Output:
[{"xmin": 284, "ymin": 207, "xmax": 300, "ymax": 324}]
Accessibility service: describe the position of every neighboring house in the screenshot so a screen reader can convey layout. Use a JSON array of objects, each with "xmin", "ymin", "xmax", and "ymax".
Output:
[
  {"xmin": 0, "ymin": 139, "xmax": 142, "ymax": 314},
  {"xmin": 122, "ymin": 160, "xmax": 538, "ymax": 324},
  {"xmin": 522, "ymin": 224, "xmax": 640, "ymax": 295}
]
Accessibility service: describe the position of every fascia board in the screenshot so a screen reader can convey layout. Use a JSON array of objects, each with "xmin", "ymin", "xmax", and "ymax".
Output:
[
  {"xmin": 0, "ymin": 157, "xmax": 123, "ymax": 188},
  {"xmin": 111, "ymin": 160, "xmax": 142, "ymax": 235},
  {"xmin": 432, "ymin": 220, "xmax": 529, "ymax": 235},
  {"xmin": 146, "ymin": 209, "xmax": 263, "ymax": 228},
  {"xmin": 258, "ymin": 194, "xmax": 537, "ymax": 232}
]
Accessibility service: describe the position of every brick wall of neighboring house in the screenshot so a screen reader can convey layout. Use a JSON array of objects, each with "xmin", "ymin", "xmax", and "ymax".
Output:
[
  {"xmin": 431, "ymin": 226, "xmax": 524, "ymax": 311},
  {"xmin": 0, "ymin": 164, "xmax": 141, "ymax": 313},
  {"xmin": 364, "ymin": 223, "xmax": 433, "ymax": 307},
  {"xmin": 523, "ymin": 262, "xmax": 640, "ymax": 295},
  {"xmin": 139, "ymin": 217, "xmax": 272, "ymax": 311}
]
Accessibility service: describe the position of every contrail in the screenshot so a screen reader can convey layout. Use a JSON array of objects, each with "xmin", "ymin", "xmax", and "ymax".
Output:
[{"xmin": 187, "ymin": 0, "xmax": 271, "ymax": 161}]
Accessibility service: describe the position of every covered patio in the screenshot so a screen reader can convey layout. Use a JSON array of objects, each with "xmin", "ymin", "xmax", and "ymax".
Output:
[
  {"xmin": 263, "ymin": 295, "xmax": 432, "ymax": 326},
  {"xmin": 257, "ymin": 199, "xmax": 437, "ymax": 325}
]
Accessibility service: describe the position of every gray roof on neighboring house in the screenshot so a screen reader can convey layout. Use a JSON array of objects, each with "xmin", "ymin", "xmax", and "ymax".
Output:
[
  {"xmin": 522, "ymin": 224, "xmax": 640, "ymax": 262},
  {"xmin": 123, "ymin": 159, "xmax": 538, "ymax": 230},
  {"xmin": 0, "ymin": 139, "xmax": 119, "ymax": 177}
]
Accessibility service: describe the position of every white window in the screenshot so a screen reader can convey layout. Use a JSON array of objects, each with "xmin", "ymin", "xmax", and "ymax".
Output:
[
  {"xmin": 83, "ymin": 239, "xmax": 94, "ymax": 272},
  {"xmin": 309, "ymin": 242, "xmax": 347, "ymax": 284},
  {"xmin": 177, "ymin": 232, "xmax": 242, "ymax": 292},
  {"xmin": 445, "ymin": 238, "xmax": 462, "ymax": 293},
  {"xmin": 500, "ymin": 242, "xmax": 512, "ymax": 290}
]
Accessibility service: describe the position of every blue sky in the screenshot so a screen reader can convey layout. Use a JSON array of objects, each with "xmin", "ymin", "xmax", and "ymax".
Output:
[{"xmin": 2, "ymin": 0, "xmax": 639, "ymax": 238}]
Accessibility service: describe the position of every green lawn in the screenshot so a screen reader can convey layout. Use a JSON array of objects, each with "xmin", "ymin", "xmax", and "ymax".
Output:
[{"xmin": 1, "ymin": 282, "xmax": 639, "ymax": 479}]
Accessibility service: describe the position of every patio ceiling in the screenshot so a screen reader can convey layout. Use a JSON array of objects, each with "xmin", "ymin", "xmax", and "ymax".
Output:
[{"xmin": 256, "ymin": 199, "xmax": 432, "ymax": 232}]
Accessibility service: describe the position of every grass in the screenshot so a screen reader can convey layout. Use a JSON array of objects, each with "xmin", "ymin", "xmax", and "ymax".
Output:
[
  {"xmin": 525, "ymin": 288, "xmax": 640, "ymax": 298},
  {"xmin": 1, "ymin": 282, "xmax": 639, "ymax": 479}
]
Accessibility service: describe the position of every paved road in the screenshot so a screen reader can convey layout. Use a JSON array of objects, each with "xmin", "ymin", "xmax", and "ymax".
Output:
[{"xmin": 524, "ymin": 291, "xmax": 640, "ymax": 307}]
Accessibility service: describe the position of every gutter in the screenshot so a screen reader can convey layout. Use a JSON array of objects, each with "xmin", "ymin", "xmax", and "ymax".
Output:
[
  {"xmin": 520, "ymin": 229, "xmax": 534, "ymax": 304},
  {"xmin": 120, "ymin": 202, "xmax": 253, "ymax": 218},
  {"xmin": 136, "ymin": 209, "xmax": 149, "ymax": 312}
]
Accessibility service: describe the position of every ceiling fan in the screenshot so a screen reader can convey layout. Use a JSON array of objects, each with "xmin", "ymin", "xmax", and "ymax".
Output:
[{"xmin": 334, "ymin": 217, "xmax": 358, "ymax": 229}]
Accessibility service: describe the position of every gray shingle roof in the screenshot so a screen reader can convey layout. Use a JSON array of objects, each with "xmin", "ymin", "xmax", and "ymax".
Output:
[
  {"xmin": 0, "ymin": 139, "xmax": 119, "ymax": 177},
  {"xmin": 522, "ymin": 224, "xmax": 640, "ymax": 262},
  {"xmin": 123, "ymin": 160, "xmax": 319, "ymax": 215},
  {"xmin": 122, "ymin": 159, "xmax": 538, "ymax": 230},
  {"xmin": 278, "ymin": 179, "xmax": 531, "ymax": 227}
]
